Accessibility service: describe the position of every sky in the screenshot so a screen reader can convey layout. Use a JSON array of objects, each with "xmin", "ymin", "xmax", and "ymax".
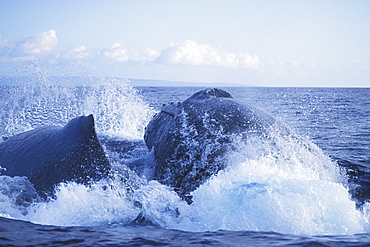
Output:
[{"xmin": 0, "ymin": 0, "xmax": 369, "ymax": 87}]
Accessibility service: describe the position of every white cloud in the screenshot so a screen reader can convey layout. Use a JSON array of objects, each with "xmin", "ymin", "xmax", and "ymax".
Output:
[
  {"xmin": 104, "ymin": 43, "xmax": 130, "ymax": 61},
  {"xmin": 138, "ymin": 48, "xmax": 160, "ymax": 62},
  {"xmin": 103, "ymin": 40, "xmax": 262, "ymax": 70},
  {"xmin": 0, "ymin": 30, "xmax": 59, "ymax": 61},
  {"xmin": 18, "ymin": 30, "xmax": 58, "ymax": 55},
  {"xmin": 156, "ymin": 40, "xmax": 262, "ymax": 70},
  {"xmin": 64, "ymin": 45, "xmax": 89, "ymax": 59},
  {"xmin": 104, "ymin": 43, "xmax": 160, "ymax": 62}
]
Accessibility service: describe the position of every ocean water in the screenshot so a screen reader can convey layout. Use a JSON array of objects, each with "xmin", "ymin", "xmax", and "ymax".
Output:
[{"xmin": 0, "ymin": 77, "xmax": 370, "ymax": 246}]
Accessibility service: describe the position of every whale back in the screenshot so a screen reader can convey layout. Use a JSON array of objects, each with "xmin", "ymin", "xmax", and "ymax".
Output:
[
  {"xmin": 144, "ymin": 88, "xmax": 276, "ymax": 202},
  {"xmin": 0, "ymin": 115, "xmax": 110, "ymax": 196}
]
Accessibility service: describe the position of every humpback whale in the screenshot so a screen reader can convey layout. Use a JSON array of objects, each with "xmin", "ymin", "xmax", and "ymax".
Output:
[
  {"xmin": 0, "ymin": 115, "xmax": 110, "ymax": 197},
  {"xmin": 0, "ymin": 89, "xmax": 284, "ymax": 205},
  {"xmin": 143, "ymin": 88, "xmax": 279, "ymax": 202}
]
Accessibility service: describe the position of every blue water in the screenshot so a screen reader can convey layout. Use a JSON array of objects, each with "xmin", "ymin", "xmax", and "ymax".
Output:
[{"xmin": 0, "ymin": 77, "xmax": 370, "ymax": 246}]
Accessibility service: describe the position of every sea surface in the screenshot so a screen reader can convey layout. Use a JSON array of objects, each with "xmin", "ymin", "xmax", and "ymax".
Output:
[{"xmin": 0, "ymin": 77, "xmax": 370, "ymax": 246}]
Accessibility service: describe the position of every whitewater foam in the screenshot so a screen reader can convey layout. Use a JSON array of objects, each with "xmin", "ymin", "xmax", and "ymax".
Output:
[
  {"xmin": 152, "ymin": 131, "xmax": 364, "ymax": 235},
  {"xmin": 178, "ymin": 162, "xmax": 364, "ymax": 235},
  {"xmin": 25, "ymin": 181, "xmax": 140, "ymax": 227}
]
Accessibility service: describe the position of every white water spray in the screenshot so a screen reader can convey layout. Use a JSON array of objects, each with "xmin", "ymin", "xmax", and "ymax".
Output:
[{"xmin": 0, "ymin": 77, "xmax": 154, "ymax": 139}]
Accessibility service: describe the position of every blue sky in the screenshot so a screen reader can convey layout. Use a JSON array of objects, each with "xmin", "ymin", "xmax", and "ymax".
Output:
[{"xmin": 0, "ymin": 0, "xmax": 369, "ymax": 87}]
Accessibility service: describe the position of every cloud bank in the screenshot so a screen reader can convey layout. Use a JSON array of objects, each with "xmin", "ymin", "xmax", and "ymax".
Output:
[
  {"xmin": 0, "ymin": 30, "xmax": 58, "ymax": 60},
  {"xmin": 0, "ymin": 30, "xmax": 262, "ymax": 70},
  {"xmin": 2, "ymin": 29, "xmax": 367, "ymax": 87},
  {"xmin": 101, "ymin": 40, "xmax": 262, "ymax": 70},
  {"xmin": 157, "ymin": 40, "xmax": 262, "ymax": 69},
  {"xmin": 19, "ymin": 30, "xmax": 58, "ymax": 55},
  {"xmin": 104, "ymin": 43, "xmax": 160, "ymax": 62}
]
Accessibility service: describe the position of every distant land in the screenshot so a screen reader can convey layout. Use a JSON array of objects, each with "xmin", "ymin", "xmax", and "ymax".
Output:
[
  {"xmin": 0, "ymin": 76, "xmax": 249, "ymax": 87},
  {"xmin": 128, "ymin": 78, "xmax": 248, "ymax": 87}
]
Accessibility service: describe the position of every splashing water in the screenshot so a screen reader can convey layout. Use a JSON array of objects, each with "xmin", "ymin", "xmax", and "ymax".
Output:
[
  {"xmin": 138, "ymin": 129, "xmax": 369, "ymax": 235},
  {"xmin": 0, "ymin": 77, "xmax": 154, "ymax": 139},
  {"xmin": 25, "ymin": 180, "xmax": 141, "ymax": 227},
  {"xmin": 81, "ymin": 78, "xmax": 154, "ymax": 139}
]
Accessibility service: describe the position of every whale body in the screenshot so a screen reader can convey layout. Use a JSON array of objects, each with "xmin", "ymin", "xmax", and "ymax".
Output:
[
  {"xmin": 144, "ymin": 88, "xmax": 279, "ymax": 202},
  {"xmin": 0, "ymin": 115, "xmax": 110, "ymax": 197}
]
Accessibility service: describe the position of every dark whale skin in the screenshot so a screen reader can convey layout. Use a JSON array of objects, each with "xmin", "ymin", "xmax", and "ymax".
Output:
[
  {"xmin": 0, "ymin": 115, "xmax": 110, "ymax": 196},
  {"xmin": 144, "ymin": 88, "xmax": 277, "ymax": 202}
]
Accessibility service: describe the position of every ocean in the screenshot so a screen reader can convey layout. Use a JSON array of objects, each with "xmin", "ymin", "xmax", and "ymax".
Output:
[{"xmin": 0, "ymin": 77, "xmax": 370, "ymax": 246}]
